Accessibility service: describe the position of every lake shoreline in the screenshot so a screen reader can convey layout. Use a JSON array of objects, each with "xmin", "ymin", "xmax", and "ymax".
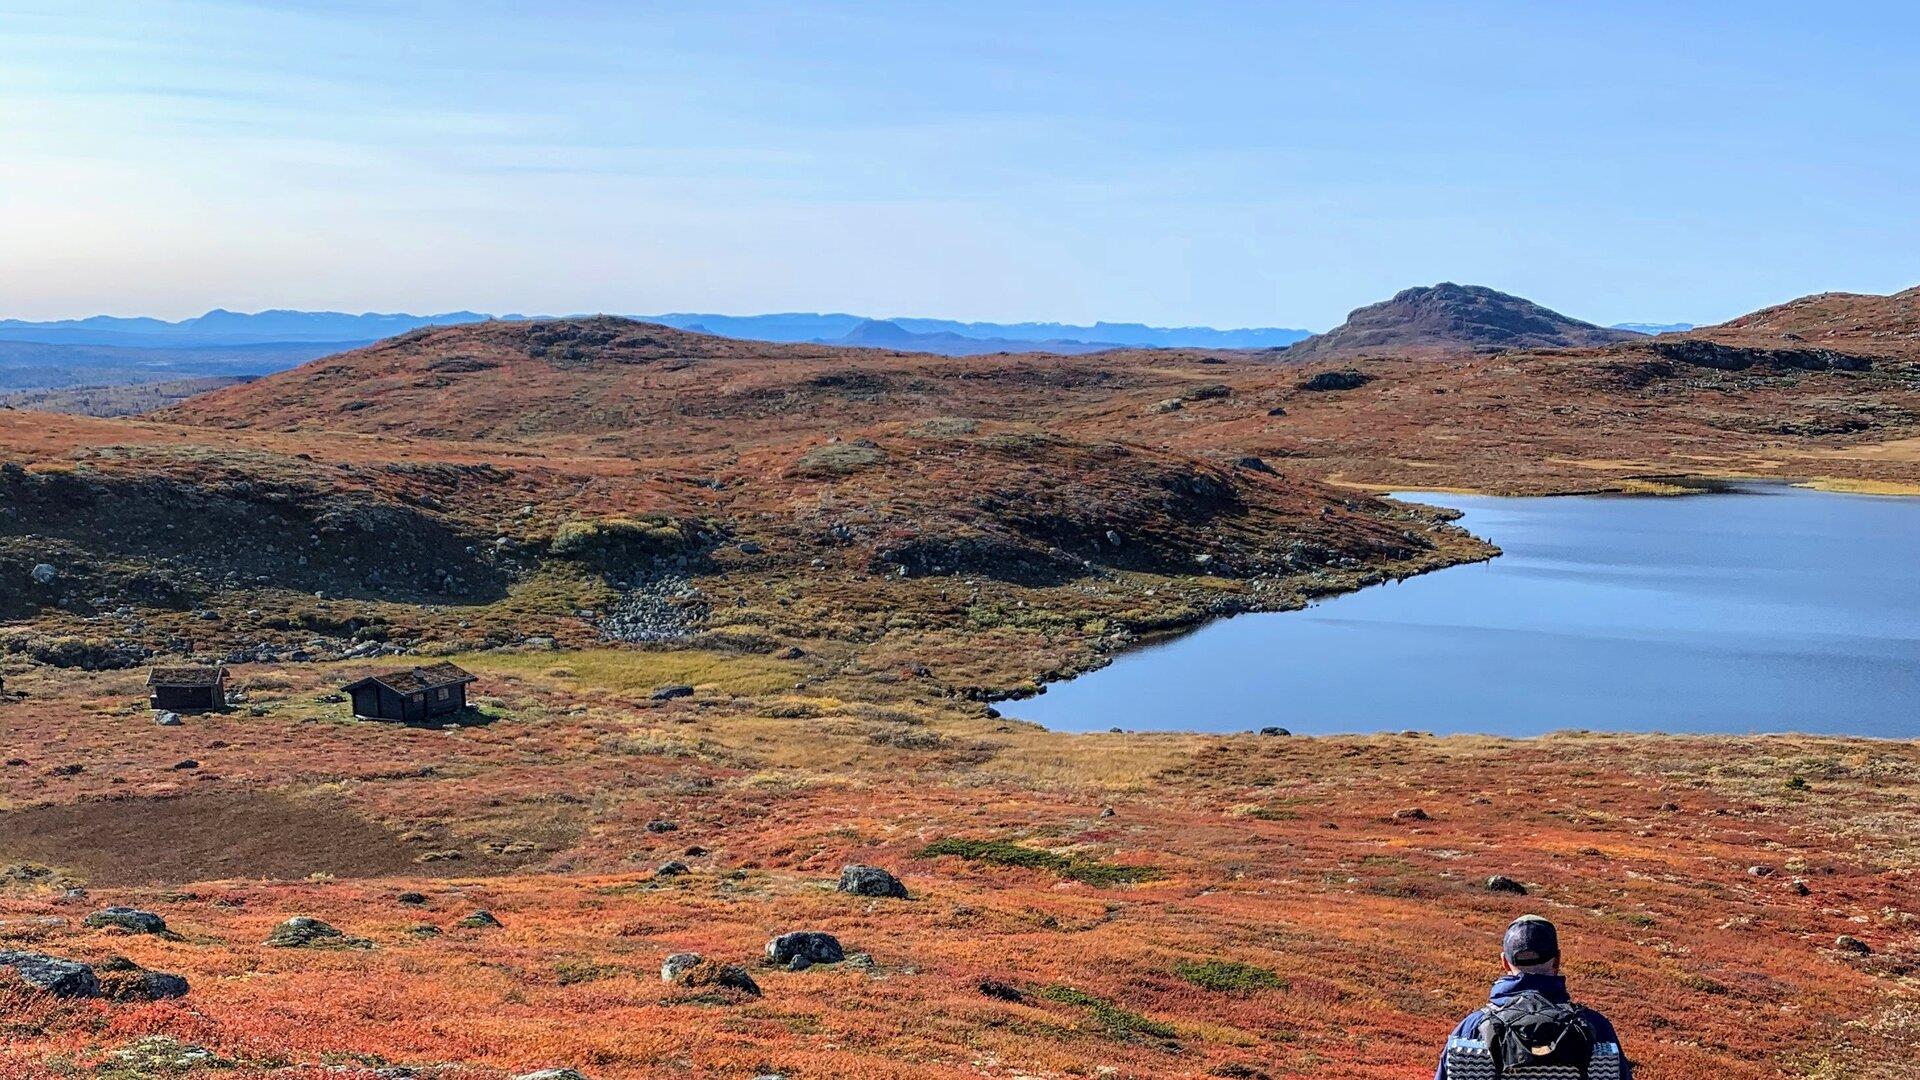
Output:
[{"xmin": 1005, "ymin": 483, "xmax": 1920, "ymax": 739}]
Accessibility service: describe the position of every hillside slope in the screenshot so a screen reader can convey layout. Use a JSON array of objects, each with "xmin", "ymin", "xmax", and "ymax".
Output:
[{"xmin": 1684, "ymin": 285, "xmax": 1920, "ymax": 355}]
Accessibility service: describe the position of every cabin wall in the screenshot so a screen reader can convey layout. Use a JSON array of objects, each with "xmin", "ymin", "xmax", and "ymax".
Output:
[
  {"xmin": 151, "ymin": 685, "xmax": 219, "ymax": 712},
  {"xmin": 350, "ymin": 684, "xmax": 415, "ymax": 722},
  {"xmin": 424, "ymin": 683, "xmax": 467, "ymax": 717},
  {"xmin": 347, "ymin": 677, "xmax": 474, "ymax": 723}
]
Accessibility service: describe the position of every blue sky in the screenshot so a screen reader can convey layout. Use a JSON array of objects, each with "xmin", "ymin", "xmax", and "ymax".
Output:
[{"xmin": 2, "ymin": 2, "xmax": 1915, "ymax": 329}]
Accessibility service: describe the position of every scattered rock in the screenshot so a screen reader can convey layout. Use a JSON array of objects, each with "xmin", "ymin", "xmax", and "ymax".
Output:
[
  {"xmin": 1098, "ymin": 806, "xmax": 1116, "ymax": 818},
  {"xmin": 1234, "ymin": 456, "xmax": 1275, "ymax": 474},
  {"xmin": 1747, "ymin": 864, "xmax": 1774, "ymax": 877},
  {"xmin": 668, "ymin": 957, "xmax": 761, "ymax": 997},
  {"xmin": 978, "ymin": 978, "xmax": 1026, "ymax": 1002},
  {"xmin": 29, "ymin": 563, "xmax": 56, "ymax": 585},
  {"xmin": 1788, "ymin": 879, "xmax": 1811, "ymax": 896},
  {"xmin": 513, "ymin": 1071, "xmax": 590, "ymax": 1080},
  {"xmin": 596, "ymin": 573, "xmax": 708, "ymax": 644},
  {"xmin": 107, "ymin": 1036, "xmax": 222, "ymax": 1072},
  {"xmin": 154, "ymin": 711, "xmax": 182, "ymax": 727},
  {"xmin": 645, "ymin": 819, "xmax": 679, "ymax": 833},
  {"xmin": 263, "ymin": 916, "xmax": 371, "ymax": 949},
  {"xmin": 1299, "ymin": 369, "xmax": 1374, "ymax": 392},
  {"xmin": 94, "ymin": 956, "xmax": 190, "ymax": 1001},
  {"xmin": 660, "ymin": 952, "xmax": 702, "ymax": 982},
  {"xmin": 396, "ymin": 891, "xmax": 428, "ymax": 905},
  {"xmin": 1266, "ymin": 406, "xmax": 1288, "ymax": 417},
  {"xmin": 1393, "ymin": 807, "xmax": 1430, "ymax": 822},
  {"xmin": 1835, "ymin": 935, "xmax": 1872, "ymax": 955},
  {"xmin": 456, "ymin": 910, "xmax": 502, "ymax": 929},
  {"xmin": 837, "ymin": 864, "xmax": 908, "ymax": 899},
  {"xmin": 1149, "ymin": 397, "xmax": 1184, "ymax": 414},
  {"xmin": 1658, "ymin": 802, "xmax": 1680, "ymax": 812},
  {"xmin": 651, "ymin": 684, "xmax": 695, "ymax": 701},
  {"xmin": 0, "ymin": 950, "xmax": 98, "ymax": 996},
  {"xmin": 83, "ymin": 906, "xmax": 167, "ymax": 934},
  {"xmin": 766, "ymin": 931, "xmax": 844, "ymax": 967},
  {"xmin": 1486, "ymin": 875, "xmax": 1527, "ymax": 895},
  {"xmin": 172, "ymin": 758, "xmax": 199, "ymax": 770},
  {"xmin": 655, "ymin": 860, "xmax": 690, "ymax": 878},
  {"xmin": 1259, "ymin": 726, "xmax": 1290, "ymax": 736}
]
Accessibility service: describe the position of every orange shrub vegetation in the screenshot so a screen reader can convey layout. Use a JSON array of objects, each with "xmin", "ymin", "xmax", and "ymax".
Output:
[{"xmin": 2, "ymin": 668, "xmax": 1918, "ymax": 1077}]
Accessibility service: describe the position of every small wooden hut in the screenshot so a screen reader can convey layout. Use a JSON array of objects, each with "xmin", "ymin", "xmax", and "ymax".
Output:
[
  {"xmin": 147, "ymin": 666, "xmax": 228, "ymax": 712},
  {"xmin": 341, "ymin": 662, "xmax": 476, "ymax": 723}
]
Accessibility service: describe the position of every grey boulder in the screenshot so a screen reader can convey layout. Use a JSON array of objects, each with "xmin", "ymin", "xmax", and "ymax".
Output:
[
  {"xmin": 0, "ymin": 951, "xmax": 99, "ymax": 997},
  {"xmin": 84, "ymin": 906, "xmax": 168, "ymax": 934},
  {"xmin": 660, "ymin": 952, "xmax": 702, "ymax": 982},
  {"xmin": 766, "ymin": 931, "xmax": 844, "ymax": 967},
  {"xmin": 837, "ymin": 864, "xmax": 909, "ymax": 899}
]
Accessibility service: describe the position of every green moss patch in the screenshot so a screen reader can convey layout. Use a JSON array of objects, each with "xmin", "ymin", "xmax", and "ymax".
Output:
[
  {"xmin": 1176, "ymin": 958, "xmax": 1287, "ymax": 994},
  {"xmin": 1039, "ymin": 985, "xmax": 1178, "ymax": 1041},
  {"xmin": 917, "ymin": 837, "xmax": 1163, "ymax": 887}
]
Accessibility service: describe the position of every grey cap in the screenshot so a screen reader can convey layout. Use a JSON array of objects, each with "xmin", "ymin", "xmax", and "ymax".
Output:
[{"xmin": 1502, "ymin": 915, "xmax": 1560, "ymax": 966}]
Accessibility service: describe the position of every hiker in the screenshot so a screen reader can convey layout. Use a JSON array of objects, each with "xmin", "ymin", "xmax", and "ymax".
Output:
[{"xmin": 1436, "ymin": 915, "xmax": 1631, "ymax": 1078}]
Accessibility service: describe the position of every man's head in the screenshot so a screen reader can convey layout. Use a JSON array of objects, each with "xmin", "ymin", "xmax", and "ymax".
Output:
[{"xmin": 1501, "ymin": 915, "xmax": 1561, "ymax": 975}]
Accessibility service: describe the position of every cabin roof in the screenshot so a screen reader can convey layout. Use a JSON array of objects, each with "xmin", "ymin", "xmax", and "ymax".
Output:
[
  {"xmin": 147, "ymin": 665, "xmax": 228, "ymax": 688},
  {"xmin": 343, "ymin": 661, "xmax": 476, "ymax": 695}
]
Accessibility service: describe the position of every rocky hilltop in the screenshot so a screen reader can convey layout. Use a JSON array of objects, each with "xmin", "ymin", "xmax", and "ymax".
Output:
[
  {"xmin": 1282, "ymin": 282, "xmax": 1642, "ymax": 360},
  {"xmin": 1684, "ymin": 285, "xmax": 1920, "ymax": 356}
]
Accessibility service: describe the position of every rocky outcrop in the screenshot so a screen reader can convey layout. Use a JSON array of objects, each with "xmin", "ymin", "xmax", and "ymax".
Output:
[
  {"xmin": 264, "ymin": 916, "xmax": 372, "ymax": 949},
  {"xmin": 766, "ymin": 931, "xmax": 845, "ymax": 968},
  {"xmin": 1299, "ymin": 370, "xmax": 1374, "ymax": 392},
  {"xmin": 665, "ymin": 956, "xmax": 761, "ymax": 997},
  {"xmin": 837, "ymin": 864, "xmax": 909, "ymax": 899},
  {"xmin": 1284, "ymin": 283, "xmax": 1638, "ymax": 361},
  {"xmin": 1649, "ymin": 338, "xmax": 1874, "ymax": 373},
  {"xmin": 95, "ymin": 956, "xmax": 190, "ymax": 1001},
  {"xmin": 84, "ymin": 906, "xmax": 169, "ymax": 934},
  {"xmin": 0, "ymin": 951, "xmax": 99, "ymax": 996}
]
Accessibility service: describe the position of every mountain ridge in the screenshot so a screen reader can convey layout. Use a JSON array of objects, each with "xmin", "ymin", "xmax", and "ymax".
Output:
[{"xmin": 0, "ymin": 307, "xmax": 1312, "ymax": 353}]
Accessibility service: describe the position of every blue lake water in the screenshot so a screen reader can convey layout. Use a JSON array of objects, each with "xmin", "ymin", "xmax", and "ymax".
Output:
[{"xmin": 1004, "ymin": 484, "xmax": 1920, "ymax": 737}]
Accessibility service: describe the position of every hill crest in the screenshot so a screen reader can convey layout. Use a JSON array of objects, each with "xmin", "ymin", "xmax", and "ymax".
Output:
[{"xmin": 1282, "ymin": 282, "xmax": 1641, "ymax": 360}]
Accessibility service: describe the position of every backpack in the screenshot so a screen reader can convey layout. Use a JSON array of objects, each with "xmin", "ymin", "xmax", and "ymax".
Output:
[{"xmin": 1477, "ymin": 990, "xmax": 1597, "ymax": 1078}]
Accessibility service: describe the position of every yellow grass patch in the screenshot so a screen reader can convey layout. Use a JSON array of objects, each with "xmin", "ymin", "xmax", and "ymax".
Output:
[
  {"xmin": 448, "ymin": 647, "xmax": 806, "ymax": 697},
  {"xmin": 1794, "ymin": 477, "xmax": 1920, "ymax": 496}
]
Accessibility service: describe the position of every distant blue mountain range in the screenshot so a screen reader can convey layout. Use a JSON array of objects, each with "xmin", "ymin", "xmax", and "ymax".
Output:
[
  {"xmin": 1, "ymin": 308, "xmax": 1699, "ymax": 396},
  {"xmin": 0, "ymin": 309, "xmax": 500, "ymax": 348},
  {"xmin": 1609, "ymin": 322, "xmax": 1695, "ymax": 335},
  {"xmin": 647, "ymin": 312, "xmax": 1314, "ymax": 351},
  {"xmin": 0, "ymin": 308, "xmax": 1314, "ymax": 353}
]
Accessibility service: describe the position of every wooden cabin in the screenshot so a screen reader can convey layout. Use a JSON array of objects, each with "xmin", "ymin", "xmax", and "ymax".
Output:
[
  {"xmin": 342, "ymin": 662, "xmax": 477, "ymax": 723},
  {"xmin": 148, "ymin": 665, "xmax": 228, "ymax": 712}
]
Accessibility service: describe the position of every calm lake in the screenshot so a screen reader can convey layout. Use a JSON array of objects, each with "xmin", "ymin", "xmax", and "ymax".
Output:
[{"xmin": 1005, "ymin": 484, "xmax": 1920, "ymax": 737}]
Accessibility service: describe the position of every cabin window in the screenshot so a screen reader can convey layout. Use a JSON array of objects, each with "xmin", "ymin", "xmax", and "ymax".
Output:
[
  {"xmin": 437, "ymin": 688, "xmax": 449, "ymax": 700},
  {"xmin": 412, "ymin": 693, "xmax": 424, "ymax": 703}
]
